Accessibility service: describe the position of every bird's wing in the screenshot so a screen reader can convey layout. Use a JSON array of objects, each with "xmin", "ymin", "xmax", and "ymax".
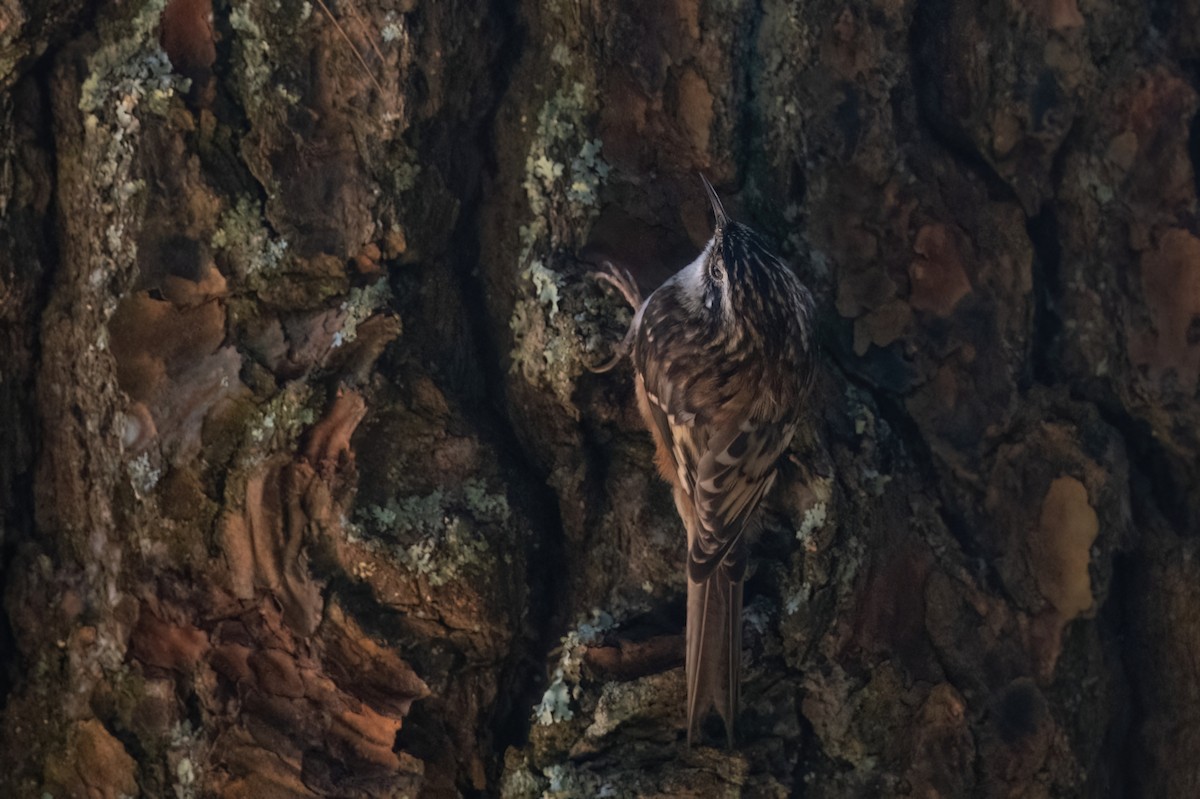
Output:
[
  {"xmin": 687, "ymin": 409, "xmax": 796, "ymax": 582},
  {"xmin": 635, "ymin": 294, "xmax": 798, "ymax": 579},
  {"xmin": 640, "ymin": 370, "xmax": 794, "ymax": 578},
  {"xmin": 632, "ymin": 296, "xmax": 707, "ymax": 496},
  {"xmin": 640, "ymin": 362, "xmax": 796, "ymax": 745}
]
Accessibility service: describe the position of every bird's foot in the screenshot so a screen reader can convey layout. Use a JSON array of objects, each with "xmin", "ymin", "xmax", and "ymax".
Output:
[
  {"xmin": 586, "ymin": 323, "xmax": 636, "ymax": 373},
  {"xmin": 590, "ymin": 261, "xmax": 642, "ymax": 311},
  {"xmin": 585, "ymin": 261, "xmax": 642, "ymax": 373}
]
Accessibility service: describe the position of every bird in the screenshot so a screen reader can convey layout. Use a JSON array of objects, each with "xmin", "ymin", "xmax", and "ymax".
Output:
[{"xmin": 592, "ymin": 176, "xmax": 817, "ymax": 746}]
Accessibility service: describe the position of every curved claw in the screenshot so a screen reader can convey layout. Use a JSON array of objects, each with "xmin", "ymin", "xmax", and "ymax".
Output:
[
  {"xmin": 585, "ymin": 261, "xmax": 642, "ymax": 373},
  {"xmin": 587, "ymin": 350, "xmax": 624, "ymax": 374},
  {"xmin": 586, "ymin": 321, "xmax": 636, "ymax": 373},
  {"xmin": 590, "ymin": 261, "xmax": 643, "ymax": 311}
]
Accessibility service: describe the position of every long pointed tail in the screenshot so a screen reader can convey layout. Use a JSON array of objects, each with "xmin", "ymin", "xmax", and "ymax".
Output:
[{"xmin": 686, "ymin": 568, "xmax": 743, "ymax": 746}]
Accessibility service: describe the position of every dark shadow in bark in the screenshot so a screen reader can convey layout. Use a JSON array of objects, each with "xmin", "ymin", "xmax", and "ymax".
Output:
[
  {"xmin": 1025, "ymin": 205, "xmax": 1064, "ymax": 389},
  {"xmin": 0, "ymin": 60, "xmax": 61, "ymax": 715},
  {"xmin": 1189, "ymin": 94, "xmax": 1200, "ymax": 219},
  {"xmin": 381, "ymin": 0, "xmax": 573, "ymax": 775},
  {"xmin": 1104, "ymin": 548, "xmax": 1137, "ymax": 798},
  {"xmin": 909, "ymin": 0, "xmax": 1022, "ymax": 206}
]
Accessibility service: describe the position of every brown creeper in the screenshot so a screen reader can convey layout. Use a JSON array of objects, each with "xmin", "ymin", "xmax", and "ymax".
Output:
[{"xmin": 594, "ymin": 177, "xmax": 816, "ymax": 746}]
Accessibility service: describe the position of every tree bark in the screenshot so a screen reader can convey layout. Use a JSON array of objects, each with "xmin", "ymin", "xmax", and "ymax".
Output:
[{"xmin": 1, "ymin": 0, "xmax": 1198, "ymax": 796}]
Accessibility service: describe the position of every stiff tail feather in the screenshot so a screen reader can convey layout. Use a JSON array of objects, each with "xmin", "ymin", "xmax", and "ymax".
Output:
[{"xmin": 686, "ymin": 568, "xmax": 743, "ymax": 747}]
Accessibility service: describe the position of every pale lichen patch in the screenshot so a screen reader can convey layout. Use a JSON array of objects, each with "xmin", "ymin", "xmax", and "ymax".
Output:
[
  {"xmin": 797, "ymin": 501, "xmax": 828, "ymax": 542},
  {"xmin": 211, "ymin": 195, "xmax": 290, "ymax": 279},
  {"xmin": 508, "ymin": 78, "xmax": 613, "ymax": 410},
  {"xmin": 358, "ymin": 478, "xmax": 511, "ymax": 587},
  {"xmin": 534, "ymin": 610, "xmax": 614, "ymax": 725},
  {"xmin": 334, "ymin": 279, "xmax": 392, "ymax": 347},
  {"xmin": 127, "ymin": 453, "xmax": 161, "ymax": 498}
]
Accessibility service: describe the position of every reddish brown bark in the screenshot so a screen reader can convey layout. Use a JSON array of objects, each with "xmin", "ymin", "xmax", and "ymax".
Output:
[{"xmin": 0, "ymin": 0, "xmax": 1198, "ymax": 796}]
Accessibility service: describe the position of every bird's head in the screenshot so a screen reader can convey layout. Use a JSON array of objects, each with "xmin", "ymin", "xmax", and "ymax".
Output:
[
  {"xmin": 697, "ymin": 175, "xmax": 734, "ymax": 311},
  {"xmin": 695, "ymin": 176, "xmax": 807, "ymax": 334}
]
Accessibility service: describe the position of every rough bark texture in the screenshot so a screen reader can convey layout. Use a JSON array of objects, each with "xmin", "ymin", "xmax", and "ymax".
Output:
[{"xmin": 0, "ymin": 0, "xmax": 1198, "ymax": 797}]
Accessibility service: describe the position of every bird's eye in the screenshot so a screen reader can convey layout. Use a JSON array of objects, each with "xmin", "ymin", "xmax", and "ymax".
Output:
[
  {"xmin": 704, "ymin": 262, "xmax": 725, "ymax": 309},
  {"xmin": 707, "ymin": 259, "xmax": 725, "ymax": 284}
]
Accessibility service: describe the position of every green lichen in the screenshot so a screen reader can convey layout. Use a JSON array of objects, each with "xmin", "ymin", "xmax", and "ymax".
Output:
[
  {"xmin": 525, "ymin": 259, "xmax": 561, "ymax": 314},
  {"xmin": 127, "ymin": 453, "xmax": 161, "ymax": 498},
  {"xmin": 583, "ymin": 670, "xmax": 679, "ymax": 740},
  {"xmin": 366, "ymin": 490, "xmax": 442, "ymax": 532},
  {"xmin": 228, "ymin": 5, "xmax": 274, "ymax": 112},
  {"xmin": 845, "ymin": 385, "xmax": 877, "ymax": 438},
  {"xmin": 500, "ymin": 761, "xmax": 546, "ymax": 799},
  {"xmin": 227, "ymin": 1, "xmax": 319, "ymax": 118},
  {"xmin": 211, "ymin": 195, "xmax": 290, "ymax": 278},
  {"xmin": 518, "ymin": 82, "xmax": 609, "ymax": 257},
  {"xmin": 334, "ymin": 279, "xmax": 392, "ymax": 347},
  {"xmin": 534, "ymin": 610, "xmax": 614, "ymax": 725},
  {"xmin": 796, "ymin": 501, "xmax": 827, "ymax": 542},
  {"xmin": 387, "ymin": 140, "xmax": 422, "ymax": 194},
  {"xmin": 208, "ymin": 387, "xmax": 321, "ymax": 529},
  {"xmin": 549, "ymin": 42, "xmax": 572, "ymax": 68},
  {"xmin": 541, "ymin": 763, "xmax": 609, "ymax": 799},
  {"xmin": 381, "ymin": 21, "xmax": 405, "ymax": 44},
  {"xmin": 0, "ymin": 52, "xmax": 18, "ymax": 91},
  {"xmin": 508, "ymin": 79, "xmax": 612, "ymax": 408},
  {"xmin": 407, "ymin": 519, "xmax": 480, "ymax": 581},
  {"xmin": 241, "ymin": 384, "xmax": 318, "ymax": 459},
  {"xmin": 566, "ymin": 137, "xmax": 607, "ymax": 207},
  {"xmin": 76, "ymin": 0, "xmax": 188, "ymax": 321},
  {"xmin": 358, "ymin": 478, "xmax": 511, "ymax": 587},
  {"xmin": 393, "ymin": 160, "xmax": 421, "ymax": 193},
  {"xmin": 504, "ymin": 748, "xmax": 642, "ymax": 799},
  {"xmin": 743, "ymin": 595, "xmax": 773, "ymax": 638},
  {"xmin": 166, "ymin": 721, "xmax": 203, "ymax": 799},
  {"xmin": 79, "ymin": 0, "xmax": 182, "ymax": 118},
  {"xmin": 464, "ymin": 479, "xmax": 511, "ymax": 519}
]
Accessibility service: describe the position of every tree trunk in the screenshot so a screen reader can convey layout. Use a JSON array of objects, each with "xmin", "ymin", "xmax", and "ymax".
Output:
[{"xmin": 1, "ymin": 0, "xmax": 1197, "ymax": 796}]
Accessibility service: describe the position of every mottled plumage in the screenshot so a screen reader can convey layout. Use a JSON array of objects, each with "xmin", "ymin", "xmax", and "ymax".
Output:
[{"xmin": 595, "ymin": 178, "xmax": 815, "ymax": 746}]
